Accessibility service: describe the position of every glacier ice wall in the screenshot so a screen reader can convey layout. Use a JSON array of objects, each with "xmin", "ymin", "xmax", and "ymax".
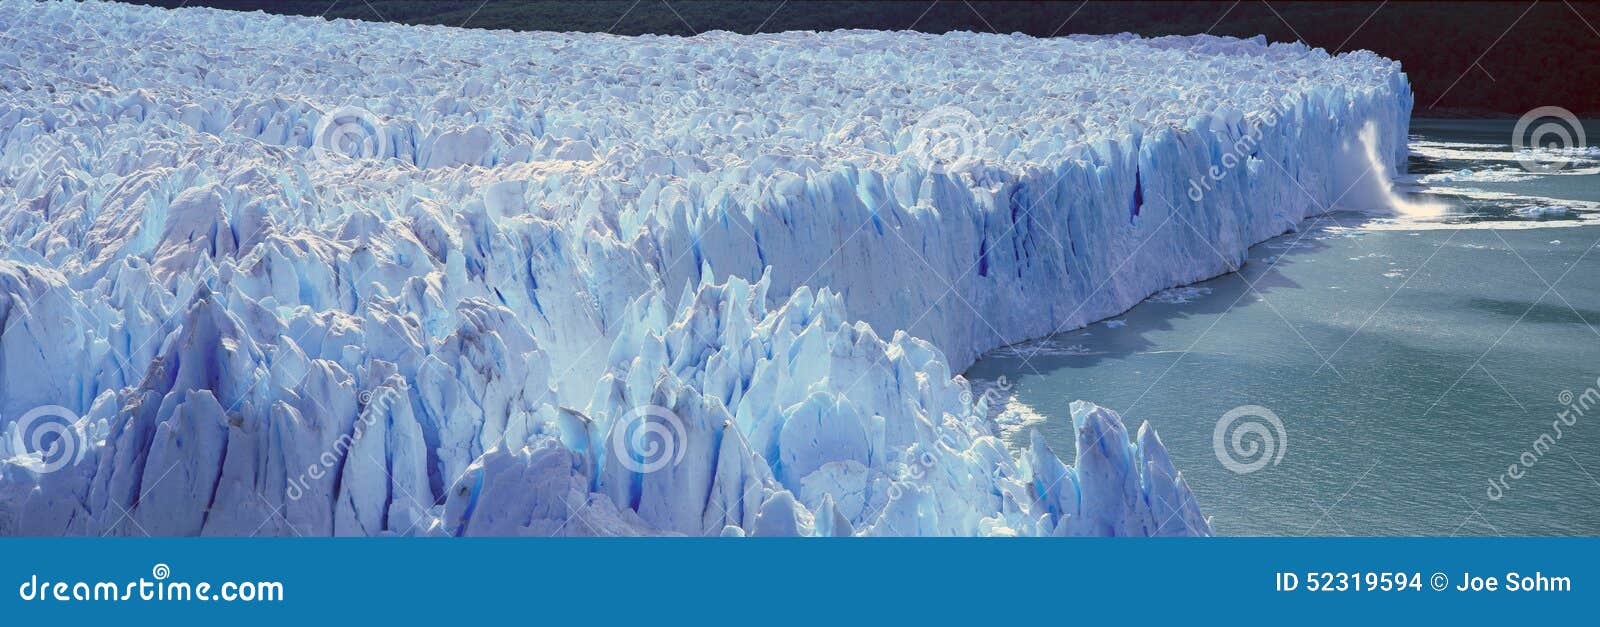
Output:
[{"xmin": 0, "ymin": 0, "xmax": 1410, "ymax": 536}]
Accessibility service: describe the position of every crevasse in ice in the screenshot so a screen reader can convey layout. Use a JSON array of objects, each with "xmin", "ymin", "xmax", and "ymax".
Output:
[{"xmin": 0, "ymin": 0, "xmax": 1411, "ymax": 536}]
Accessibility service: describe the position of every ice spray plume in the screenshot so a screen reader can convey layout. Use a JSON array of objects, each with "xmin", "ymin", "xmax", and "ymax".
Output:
[{"xmin": 1355, "ymin": 121, "xmax": 1447, "ymax": 218}]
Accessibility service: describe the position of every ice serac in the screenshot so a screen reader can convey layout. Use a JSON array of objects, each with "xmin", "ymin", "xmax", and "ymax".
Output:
[{"xmin": 0, "ymin": 0, "xmax": 1414, "ymax": 536}]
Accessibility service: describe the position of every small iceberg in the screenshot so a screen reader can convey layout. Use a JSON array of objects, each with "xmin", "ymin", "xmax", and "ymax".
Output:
[{"xmin": 1512, "ymin": 205, "xmax": 1572, "ymax": 218}]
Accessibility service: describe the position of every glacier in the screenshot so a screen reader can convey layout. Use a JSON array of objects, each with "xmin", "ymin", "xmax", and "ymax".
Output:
[{"xmin": 0, "ymin": 0, "xmax": 1411, "ymax": 536}]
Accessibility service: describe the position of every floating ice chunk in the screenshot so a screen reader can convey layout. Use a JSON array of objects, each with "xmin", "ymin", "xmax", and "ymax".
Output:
[
  {"xmin": 1418, "ymin": 168, "xmax": 1538, "ymax": 184},
  {"xmin": 1147, "ymin": 286, "xmax": 1214, "ymax": 304},
  {"xmin": 1513, "ymin": 206, "xmax": 1572, "ymax": 218}
]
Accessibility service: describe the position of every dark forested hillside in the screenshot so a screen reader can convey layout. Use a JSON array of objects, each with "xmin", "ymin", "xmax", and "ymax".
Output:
[{"xmin": 122, "ymin": 1, "xmax": 1600, "ymax": 117}]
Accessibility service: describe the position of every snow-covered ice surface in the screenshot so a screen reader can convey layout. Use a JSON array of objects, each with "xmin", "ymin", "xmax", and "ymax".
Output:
[{"xmin": 0, "ymin": 0, "xmax": 1411, "ymax": 536}]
